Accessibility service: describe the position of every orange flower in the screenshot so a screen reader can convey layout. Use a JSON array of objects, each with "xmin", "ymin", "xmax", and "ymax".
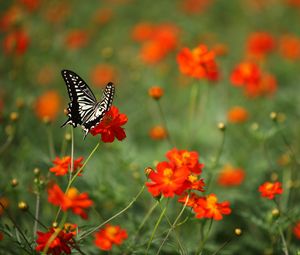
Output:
[
  {"xmin": 93, "ymin": 8, "xmax": 113, "ymax": 25},
  {"xmin": 90, "ymin": 106, "xmax": 128, "ymax": 143},
  {"xmin": 227, "ymin": 106, "xmax": 249, "ymax": 123},
  {"xmin": 36, "ymin": 227, "xmax": 75, "ymax": 254},
  {"xmin": 177, "ymin": 44, "xmax": 219, "ymax": 81},
  {"xmin": 0, "ymin": 197, "xmax": 9, "ymax": 216},
  {"xmin": 65, "ymin": 30, "xmax": 89, "ymax": 49},
  {"xmin": 278, "ymin": 34, "xmax": 300, "ymax": 60},
  {"xmin": 3, "ymin": 29, "xmax": 29, "ymax": 56},
  {"xmin": 194, "ymin": 194, "xmax": 231, "ymax": 220},
  {"xmin": 148, "ymin": 86, "xmax": 164, "ymax": 100},
  {"xmin": 180, "ymin": 0, "xmax": 213, "ymax": 14},
  {"xmin": 0, "ymin": 6, "xmax": 23, "ymax": 32},
  {"xmin": 230, "ymin": 61, "xmax": 261, "ymax": 87},
  {"xmin": 166, "ymin": 148, "xmax": 204, "ymax": 174},
  {"xmin": 146, "ymin": 161, "xmax": 190, "ymax": 197},
  {"xmin": 217, "ymin": 165, "xmax": 245, "ymax": 186},
  {"xmin": 246, "ymin": 32, "xmax": 275, "ymax": 60},
  {"xmin": 48, "ymin": 184, "xmax": 93, "ymax": 219},
  {"xmin": 246, "ymin": 73, "xmax": 277, "ymax": 97},
  {"xmin": 211, "ymin": 43, "xmax": 229, "ymax": 57},
  {"xmin": 94, "ymin": 224, "xmax": 128, "ymax": 251},
  {"xmin": 19, "ymin": 0, "xmax": 40, "ymax": 12},
  {"xmin": 286, "ymin": 0, "xmax": 300, "ymax": 6},
  {"xmin": 293, "ymin": 221, "xmax": 300, "ymax": 239},
  {"xmin": 149, "ymin": 125, "xmax": 167, "ymax": 140},
  {"xmin": 178, "ymin": 192, "xmax": 200, "ymax": 208},
  {"xmin": 258, "ymin": 181, "xmax": 283, "ymax": 199},
  {"xmin": 133, "ymin": 23, "xmax": 179, "ymax": 64},
  {"xmin": 50, "ymin": 156, "xmax": 84, "ymax": 176},
  {"xmin": 34, "ymin": 90, "xmax": 61, "ymax": 121},
  {"xmin": 90, "ymin": 64, "xmax": 117, "ymax": 87}
]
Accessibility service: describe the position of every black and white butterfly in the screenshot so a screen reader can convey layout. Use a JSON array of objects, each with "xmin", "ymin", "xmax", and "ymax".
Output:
[{"xmin": 61, "ymin": 70, "xmax": 115, "ymax": 139}]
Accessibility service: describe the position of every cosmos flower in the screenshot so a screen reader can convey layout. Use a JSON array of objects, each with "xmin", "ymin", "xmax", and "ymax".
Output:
[
  {"xmin": 246, "ymin": 32, "xmax": 275, "ymax": 60},
  {"xmin": 48, "ymin": 184, "xmax": 93, "ymax": 219},
  {"xmin": 149, "ymin": 125, "xmax": 168, "ymax": 140},
  {"xmin": 50, "ymin": 156, "xmax": 83, "ymax": 176},
  {"xmin": 227, "ymin": 106, "xmax": 249, "ymax": 124},
  {"xmin": 258, "ymin": 181, "xmax": 283, "ymax": 199},
  {"xmin": 217, "ymin": 165, "xmax": 245, "ymax": 186},
  {"xmin": 293, "ymin": 221, "xmax": 300, "ymax": 239},
  {"xmin": 94, "ymin": 224, "xmax": 128, "ymax": 251},
  {"xmin": 177, "ymin": 44, "xmax": 219, "ymax": 81},
  {"xmin": 90, "ymin": 106, "xmax": 128, "ymax": 143},
  {"xmin": 3, "ymin": 29, "xmax": 29, "ymax": 56}
]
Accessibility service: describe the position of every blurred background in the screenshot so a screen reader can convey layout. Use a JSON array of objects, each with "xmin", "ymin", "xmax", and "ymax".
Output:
[{"xmin": 0, "ymin": 0, "xmax": 300, "ymax": 254}]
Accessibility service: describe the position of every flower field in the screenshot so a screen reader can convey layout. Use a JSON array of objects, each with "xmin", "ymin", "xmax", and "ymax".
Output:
[{"xmin": 0, "ymin": 0, "xmax": 300, "ymax": 254}]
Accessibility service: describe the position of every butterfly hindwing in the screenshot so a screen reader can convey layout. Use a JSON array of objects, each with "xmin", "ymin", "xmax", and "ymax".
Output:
[{"xmin": 61, "ymin": 70, "xmax": 115, "ymax": 138}]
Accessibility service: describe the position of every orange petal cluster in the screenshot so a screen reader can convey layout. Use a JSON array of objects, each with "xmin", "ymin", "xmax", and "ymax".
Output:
[
  {"xmin": 149, "ymin": 125, "xmax": 167, "ymax": 140},
  {"xmin": 177, "ymin": 44, "xmax": 219, "ymax": 81},
  {"xmin": 146, "ymin": 148, "xmax": 204, "ymax": 198},
  {"xmin": 65, "ymin": 29, "xmax": 89, "ymax": 50},
  {"xmin": 246, "ymin": 32, "xmax": 275, "ymax": 60},
  {"xmin": 293, "ymin": 221, "xmax": 300, "ymax": 239},
  {"xmin": 178, "ymin": 193, "xmax": 231, "ymax": 220},
  {"xmin": 94, "ymin": 224, "xmax": 128, "ymax": 251},
  {"xmin": 217, "ymin": 165, "xmax": 245, "ymax": 186},
  {"xmin": 90, "ymin": 64, "xmax": 118, "ymax": 87},
  {"xmin": 227, "ymin": 106, "xmax": 249, "ymax": 124},
  {"xmin": 132, "ymin": 23, "xmax": 179, "ymax": 64},
  {"xmin": 258, "ymin": 181, "xmax": 283, "ymax": 199},
  {"xmin": 3, "ymin": 29, "xmax": 29, "ymax": 56},
  {"xmin": 50, "ymin": 156, "xmax": 84, "ymax": 176},
  {"xmin": 278, "ymin": 34, "xmax": 300, "ymax": 60},
  {"xmin": 48, "ymin": 184, "xmax": 93, "ymax": 219}
]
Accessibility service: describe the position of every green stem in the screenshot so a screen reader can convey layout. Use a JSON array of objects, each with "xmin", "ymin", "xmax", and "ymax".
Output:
[
  {"xmin": 211, "ymin": 237, "xmax": 233, "ymax": 255},
  {"xmin": 47, "ymin": 124, "xmax": 55, "ymax": 160},
  {"xmin": 79, "ymin": 185, "xmax": 145, "ymax": 240},
  {"xmin": 197, "ymin": 219, "xmax": 213, "ymax": 255},
  {"xmin": 156, "ymin": 195, "xmax": 189, "ymax": 254},
  {"xmin": 69, "ymin": 127, "xmax": 74, "ymax": 183},
  {"xmin": 33, "ymin": 193, "xmax": 40, "ymax": 238},
  {"xmin": 279, "ymin": 227, "xmax": 289, "ymax": 255},
  {"xmin": 156, "ymin": 100, "xmax": 175, "ymax": 147},
  {"xmin": 146, "ymin": 199, "xmax": 169, "ymax": 254}
]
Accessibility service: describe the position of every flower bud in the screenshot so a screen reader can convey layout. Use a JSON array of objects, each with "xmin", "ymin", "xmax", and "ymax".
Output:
[
  {"xmin": 148, "ymin": 86, "xmax": 164, "ymax": 100},
  {"xmin": 11, "ymin": 178, "xmax": 18, "ymax": 187},
  {"xmin": 18, "ymin": 201, "xmax": 28, "ymax": 211},
  {"xmin": 33, "ymin": 168, "xmax": 40, "ymax": 175},
  {"xmin": 65, "ymin": 133, "xmax": 72, "ymax": 141},
  {"xmin": 144, "ymin": 167, "xmax": 154, "ymax": 177},
  {"xmin": 52, "ymin": 222, "xmax": 58, "ymax": 228},
  {"xmin": 10, "ymin": 112, "xmax": 19, "ymax": 122},
  {"xmin": 270, "ymin": 112, "xmax": 277, "ymax": 122},
  {"xmin": 217, "ymin": 122, "xmax": 226, "ymax": 131},
  {"xmin": 234, "ymin": 228, "xmax": 242, "ymax": 236},
  {"xmin": 271, "ymin": 208, "xmax": 280, "ymax": 218}
]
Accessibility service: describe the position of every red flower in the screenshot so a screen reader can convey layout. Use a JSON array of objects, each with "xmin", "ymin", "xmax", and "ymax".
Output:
[
  {"xmin": 279, "ymin": 34, "xmax": 300, "ymax": 60},
  {"xmin": 180, "ymin": 0, "xmax": 213, "ymax": 14},
  {"xmin": 293, "ymin": 221, "xmax": 300, "ymax": 239},
  {"xmin": 94, "ymin": 224, "xmax": 128, "ymax": 251},
  {"xmin": 178, "ymin": 192, "xmax": 200, "ymax": 208},
  {"xmin": 246, "ymin": 73, "xmax": 277, "ymax": 97},
  {"xmin": 90, "ymin": 106, "xmax": 128, "ymax": 143},
  {"xmin": 146, "ymin": 161, "xmax": 190, "ymax": 197},
  {"xmin": 246, "ymin": 32, "xmax": 275, "ymax": 60},
  {"xmin": 166, "ymin": 148, "xmax": 204, "ymax": 174},
  {"xmin": 230, "ymin": 61, "xmax": 261, "ymax": 87},
  {"xmin": 259, "ymin": 182, "xmax": 283, "ymax": 199},
  {"xmin": 48, "ymin": 184, "xmax": 93, "ymax": 219},
  {"xmin": 227, "ymin": 106, "xmax": 249, "ymax": 123},
  {"xmin": 65, "ymin": 30, "xmax": 89, "ymax": 49},
  {"xmin": 50, "ymin": 156, "xmax": 83, "ymax": 176},
  {"xmin": 194, "ymin": 194, "xmax": 231, "ymax": 220},
  {"xmin": 217, "ymin": 165, "xmax": 245, "ymax": 186},
  {"xmin": 36, "ymin": 227, "xmax": 74, "ymax": 255},
  {"xmin": 3, "ymin": 29, "xmax": 29, "ymax": 56}
]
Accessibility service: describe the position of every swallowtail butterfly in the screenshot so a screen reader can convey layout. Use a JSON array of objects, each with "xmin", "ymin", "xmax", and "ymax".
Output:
[{"xmin": 61, "ymin": 70, "xmax": 115, "ymax": 139}]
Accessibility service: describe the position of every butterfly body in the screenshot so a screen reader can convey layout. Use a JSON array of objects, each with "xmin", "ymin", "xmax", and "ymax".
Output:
[{"xmin": 61, "ymin": 70, "xmax": 115, "ymax": 139}]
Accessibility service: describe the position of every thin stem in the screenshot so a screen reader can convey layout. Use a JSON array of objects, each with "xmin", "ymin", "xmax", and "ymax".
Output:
[
  {"xmin": 197, "ymin": 219, "xmax": 214, "ymax": 255},
  {"xmin": 47, "ymin": 125, "xmax": 55, "ymax": 160},
  {"xmin": 211, "ymin": 237, "xmax": 233, "ymax": 255},
  {"xmin": 156, "ymin": 100, "xmax": 175, "ymax": 147},
  {"xmin": 156, "ymin": 195, "xmax": 189, "ymax": 255},
  {"xmin": 146, "ymin": 199, "xmax": 169, "ymax": 255},
  {"xmin": 69, "ymin": 127, "xmax": 74, "ymax": 183},
  {"xmin": 33, "ymin": 193, "xmax": 40, "ymax": 238},
  {"xmin": 26, "ymin": 210, "xmax": 47, "ymax": 229},
  {"xmin": 279, "ymin": 228, "xmax": 289, "ymax": 255},
  {"xmin": 79, "ymin": 185, "xmax": 145, "ymax": 240}
]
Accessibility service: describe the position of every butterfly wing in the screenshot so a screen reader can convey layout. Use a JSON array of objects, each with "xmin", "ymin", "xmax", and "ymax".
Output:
[
  {"xmin": 61, "ymin": 70, "xmax": 97, "ymax": 127},
  {"xmin": 81, "ymin": 82, "xmax": 115, "ymax": 138}
]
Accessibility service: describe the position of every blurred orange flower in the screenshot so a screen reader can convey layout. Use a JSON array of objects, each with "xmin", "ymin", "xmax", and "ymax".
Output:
[
  {"xmin": 93, "ymin": 8, "xmax": 113, "ymax": 25},
  {"xmin": 65, "ymin": 30, "xmax": 89, "ymax": 49},
  {"xmin": 50, "ymin": 156, "xmax": 84, "ymax": 176},
  {"xmin": 258, "ymin": 181, "xmax": 283, "ymax": 199},
  {"xmin": 0, "ymin": 197, "xmax": 9, "ymax": 216},
  {"xmin": 293, "ymin": 221, "xmax": 300, "ymax": 239},
  {"xmin": 133, "ymin": 23, "xmax": 179, "ymax": 64},
  {"xmin": 48, "ymin": 184, "xmax": 93, "ymax": 219},
  {"xmin": 3, "ymin": 29, "xmax": 29, "ymax": 56},
  {"xmin": 34, "ymin": 90, "xmax": 61, "ymax": 121},
  {"xmin": 90, "ymin": 106, "xmax": 128, "ymax": 143},
  {"xmin": 36, "ymin": 227, "xmax": 74, "ymax": 254},
  {"xmin": 166, "ymin": 148, "xmax": 204, "ymax": 174},
  {"xmin": 194, "ymin": 194, "xmax": 231, "ymax": 220},
  {"xmin": 0, "ymin": 6, "xmax": 23, "ymax": 32},
  {"xmin": 246, "ymin": 32, "xmax": 275, "ymax": 60},
  {"xmin": 286, "ymin": 0, "xmax": 300, "ymax": 6},
  {"xmin": 94, "ymin": 224, "xmax": 128, "ymax": 251},
  {"xmin": 90, "ymin": 64, "xmax": 117, "ymax": 87},
  {"xmin": 148, "ymin": 86, "xmax": 164, "ymax": 100},
  {"xmin": 217, "ymin": 165, "xmax": 245, "ymax": 186},
  {"xmin": 19, "ymin": 0, "xmax": 40, "ymax": 12},
  {"xmin": 149, "ymin": 125, "xmax": 167, "ymax": 140},
  {"xmin": 247, "ymin": 73, "xmax": 277, "ymax": 97},
  {"xmin": 146, "ymin": 161, "xmax": 190, "ymax": 197},
  {"xmin": 230, "ymin": 62, "xmax": 261, "ymax": 87},
  {"xmin": 177, "ymin": 44, "xmax": 219, "ymax": 81},
  {"xmin": 227, "ymin": 106, "xmax": 249, "ymax": 123},
  {"xmin": 211, "ymin": 43, "xmax": 229, "ymax": 56},
  {"xmin": 180, "ymin": 0, "xmax": 213, "ymax": 14},
  {"xmin": 278, "ymin": 34, "xmax": 300, "ymax": 60}
]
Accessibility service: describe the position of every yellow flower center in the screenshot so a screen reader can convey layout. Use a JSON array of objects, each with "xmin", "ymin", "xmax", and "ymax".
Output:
[{"xmin": 163, "ymin": 168, "xmax": 173, "ymax": 178}]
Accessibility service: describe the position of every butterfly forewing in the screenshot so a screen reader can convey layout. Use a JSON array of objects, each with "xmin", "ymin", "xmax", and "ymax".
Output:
[{"xmin": 61, "ymin": 70, "xmax": 115, "ymax": 138}]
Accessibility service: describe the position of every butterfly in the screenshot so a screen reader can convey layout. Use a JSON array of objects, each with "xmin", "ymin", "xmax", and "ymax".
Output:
[{"xmin": 61, "ymin": 70, "xmax": 115, "ymax": 139}]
